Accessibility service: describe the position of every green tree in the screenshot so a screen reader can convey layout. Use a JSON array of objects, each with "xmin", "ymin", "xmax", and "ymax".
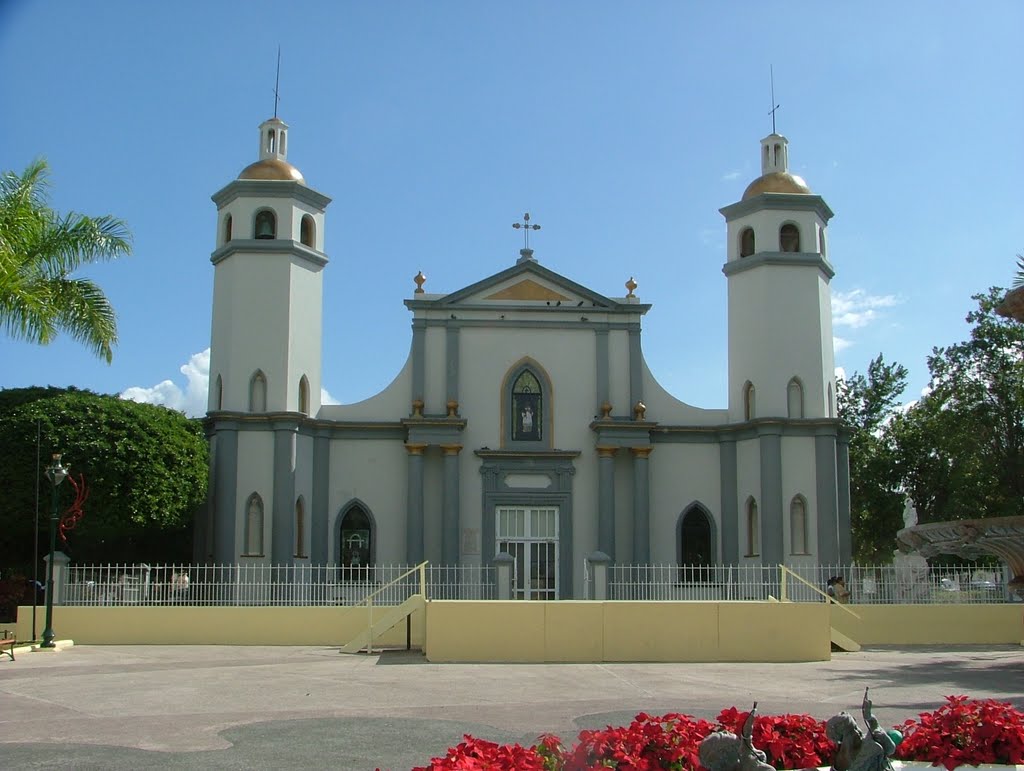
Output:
[
  {"xmin": 837, "ymin": 354, "xmax": 909, "ymax": 563},
  {"xmin": 0, "ymin": 388, "xmax": 209, "ymax": 571},
  {"xmin": 891, "ymin": 288, "xmax": 1024, "ymax": 523},
  {"xmin": 0, "ymin": 159, "xmax": 131, "ymax": 362}
]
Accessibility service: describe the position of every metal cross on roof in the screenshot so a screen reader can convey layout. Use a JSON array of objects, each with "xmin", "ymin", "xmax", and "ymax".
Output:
[
  {"xmin": 273, "ymin": 47, "xmax": 282, "ymax": 118},
  {"xmin": 512, "ymin": 212, "xmax": 541, "ymax": 250}
]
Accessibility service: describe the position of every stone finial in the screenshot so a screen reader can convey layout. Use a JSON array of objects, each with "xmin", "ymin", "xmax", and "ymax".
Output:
[
  {"xmin": 411, "ymin": 398, "xmax": 424, "ymax": 418},
  {"xmin": 633, "ymin": 400, "xmax": 647, "ymax": 421},
  {"xmin": 625, "ymin": 276, "xmax": 638, "ymax": 298},
  {"xmin": 599, "ymin": 400, "xmax": 613, "ymax": 419},
  {"xmin": 446, "ymin": 399, "xmax": 459, "ymax": 417},
  {"xmin": 414, "ymin": 270, "xmax": 426, "ymax": 294}
]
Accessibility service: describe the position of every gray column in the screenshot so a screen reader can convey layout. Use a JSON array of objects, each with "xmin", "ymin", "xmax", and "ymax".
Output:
[
  {"xmin": 719, "ymin": 439, "xmax": 739, "ymax": 564},
  {"xmin": 596, "ymin": 328, "xmax": 609, "ymax": 412},
  {"xmin": 597, "ymin": 446, "xmax": 617, "ymax": 559},
  {"xmin": 759, "ymin": 428, "xmax": 784, "ymax": 565},
  {"xmin": 628, "ymin": 328, "xmax": 643, "ymax": 411},
  {"xmin": 312, "ymin": 432, "xmax": 331, "ymax": 566},
  {"xmin": 272, "ymin": 425, "xmax": 297, "ymax": 564},
  {"xmin": 441, "ymin": 444, "xmax": 462, "ymax": 564},
  {"xmin": 406, "ymin": 443, "xmax": 426, "ymax": 564},
  {"xmin": 412, "ymin": 322, "xmax": 426, "ymax": 408},
  {"xmin": 445, "ymin": 326, "xmax": 459, "ymax": 406},
  {"xmin": 836, "ymin": 435, "xmax": 852, "ymax": 564},
  {"xmin": 631, "ymin": 447, "xmax": 651, "ymax": 563},
  {"xmin": 212, "ymin": 427, "xmax": 238, "ymax": 564},
  {"xmin": 815, "ymin": 432, "xmax": 840, "ymax": 563}
]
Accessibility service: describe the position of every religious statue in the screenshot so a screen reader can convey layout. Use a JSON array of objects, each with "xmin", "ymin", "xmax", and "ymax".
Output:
[
  {"xmin": 521, "ymin": 405, "xmax": 534, "ymax": 433},
  {"xmin": 902, "ymin": 496, "xmax": 918, "ymax": 528},
  {"xmin": 698, "ymin": 703, "xmax": 775, "ymax": 771},
  {"xmin": 826, "ymin": 689, "xmax": 896, "ymax": 771}
]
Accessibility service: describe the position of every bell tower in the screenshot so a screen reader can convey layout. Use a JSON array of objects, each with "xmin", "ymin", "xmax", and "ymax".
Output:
[
  {"xmin": 719, "ymin": 132, "xmax": 836, "ymax": 421},
  {"xmin": 207, "ymin": 116, "xmax": 331, "ymax": 416}
]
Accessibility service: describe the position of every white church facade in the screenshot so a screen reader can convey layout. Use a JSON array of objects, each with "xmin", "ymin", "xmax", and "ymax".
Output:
[{"xmin": 199, "ymin": 116, "xmax": 852, "ymax": 599}]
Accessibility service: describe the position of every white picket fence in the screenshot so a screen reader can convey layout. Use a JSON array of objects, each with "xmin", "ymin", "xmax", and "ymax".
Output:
[
  {"xmin": 61, "ymin": 563, "xmax": 496, "ymax": 607},
  {"xmin": 605, "ymin": 563, "xmax": 1017, "ymax": 604}
]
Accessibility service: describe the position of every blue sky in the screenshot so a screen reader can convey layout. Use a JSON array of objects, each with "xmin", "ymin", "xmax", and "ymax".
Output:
[{"xmin": 1, "ymin": 1, "xmax": 1020, "ymax": 416}]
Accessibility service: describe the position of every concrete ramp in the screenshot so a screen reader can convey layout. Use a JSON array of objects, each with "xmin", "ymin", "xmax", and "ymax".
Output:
[
  {"xmin": 830, "ymin": 626, "xmax": 861, "ymax": 652},
  {"xmin": 340, "ymin": 595, "xmax": 425, "ymax": 654}
]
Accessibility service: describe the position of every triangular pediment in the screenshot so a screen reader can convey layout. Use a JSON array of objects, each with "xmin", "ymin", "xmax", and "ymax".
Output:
[
  {"xmin": 484, "ymin": 279, "xmax": 571, "ymax": 302},
  {"xmin": 404, "ymin": 259, "xmax": 650, "ymax": 316}
]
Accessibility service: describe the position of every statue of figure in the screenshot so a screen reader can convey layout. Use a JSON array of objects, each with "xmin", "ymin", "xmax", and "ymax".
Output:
[
  {"xmin": 902, "ymin": 496, "xmax": 918, "ymax": 528},
  {"xmin": 699, "ymin": 702, "xmax": 774, "ymax": 771},
  {"xmin": 826, "ymin": 689, "xmax": 896, "ymax": 771}
]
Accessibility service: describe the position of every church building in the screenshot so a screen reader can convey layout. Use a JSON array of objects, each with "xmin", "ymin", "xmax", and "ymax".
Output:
[{"xmin": 200, "ymin": 116, "xmax": 851, "ymax": 599}]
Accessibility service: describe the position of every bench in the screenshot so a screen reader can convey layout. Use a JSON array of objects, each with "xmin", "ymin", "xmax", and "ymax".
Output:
[{"xmin": 0, "ymin": 632, "xmax": 14, "ymax": 661}]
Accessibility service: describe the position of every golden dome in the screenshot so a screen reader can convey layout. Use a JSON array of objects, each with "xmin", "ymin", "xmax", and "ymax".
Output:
[
  {"xmin": 238, "ymin": 158, "xmax": 305, "ymax": 183},
  {"xmin": 742, "ymin": 171, "xmax": 810, "ymax": 200}
]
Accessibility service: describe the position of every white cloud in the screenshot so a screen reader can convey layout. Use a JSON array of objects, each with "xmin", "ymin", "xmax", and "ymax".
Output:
[
  {"xmin": 832, "ymin": 289, "xmax": 900, "ymax": 329},
  {"xmin": 833, "ymin": 335, "xmax": 852, "ymax": 354},
  {"xmin": 722, "ymin": 170, "xmax": 742, "ymax": 181},
  {"xmin": 121, "ymin": 348, "xmax": 210, "ymax": 418},
  {"xmin": 321, "ymin": 387, "xmax": 339, "ymax": 405},
  {"xmin": 834, "ymin": 366, "xmax": 847, "ymax": 382}
]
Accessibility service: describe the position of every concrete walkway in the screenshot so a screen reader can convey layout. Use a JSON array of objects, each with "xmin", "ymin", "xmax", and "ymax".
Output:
[{"xmin": 0, "ymin": 645, "xmax": 1022, "ymax": 769}]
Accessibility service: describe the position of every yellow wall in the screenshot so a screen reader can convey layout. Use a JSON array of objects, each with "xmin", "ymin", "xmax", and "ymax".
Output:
[
  {"xmin": 16, "ymin": 602, "xmax": 1020, "ymax": 657},
  {"xmin": 426, "ymin": 601, "xmax": 831, "ymax": 663},
  {"xmin": 15, "ymin": 605, "xmax": 425, "ymax": 647},
  {"xmin": 830, "ymin": 603, "xmax": 1024, "ymax": 645}
]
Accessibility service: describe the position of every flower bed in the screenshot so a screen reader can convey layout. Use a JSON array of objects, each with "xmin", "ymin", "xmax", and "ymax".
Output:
[{"xmin": 405, "ymin": 697, "xmax": 1024, "ymax": 771}]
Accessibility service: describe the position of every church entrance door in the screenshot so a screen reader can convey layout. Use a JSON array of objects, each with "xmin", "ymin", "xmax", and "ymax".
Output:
[{"xmin": 496, "ymin": 506, "xmax": 558, "ymax": 600}]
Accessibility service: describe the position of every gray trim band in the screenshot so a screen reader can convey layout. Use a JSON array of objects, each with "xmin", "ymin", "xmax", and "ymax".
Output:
[
  {"xmin": 446, "ymin": 326, "xmax": 459, "ymax": 403},
  {"xmin": 412, "ymin": 325, "xmax": 426, "ymax": 406},
  {"xmin": 210, "ymin": 239, "xmax": 329, "ymax": 268},
  {"xmin": 719, "ymin": 193, "xmax": 833, "ymax": 222},
  {"xmin": 595, "ymin": 328, "xmax": 609, "ymax": 411},
  {"xmin": 411, "ymin": 317, "xmax": 643, "ymax": 332},
  {"xmin": 722, "ymin": 251, "xmax": 835, "ymax": 279},
  {"xmin": 212, "ymin": 179, "xmax": 332, "ymax": 209}
]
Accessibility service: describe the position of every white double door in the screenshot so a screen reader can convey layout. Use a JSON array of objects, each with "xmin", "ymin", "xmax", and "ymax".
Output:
[{"xmin": 496, "ymin": 506, "xmax": 559, "ymax": 600}]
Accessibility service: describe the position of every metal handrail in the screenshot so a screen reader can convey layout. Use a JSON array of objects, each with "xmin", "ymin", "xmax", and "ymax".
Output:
[
  {"xmin": 779, "ymin": 564, "xmax": 860, "ymax": 619},
  {"xmin": 356, "ymin": 561, "xmax": 428, "ymax": 606}
]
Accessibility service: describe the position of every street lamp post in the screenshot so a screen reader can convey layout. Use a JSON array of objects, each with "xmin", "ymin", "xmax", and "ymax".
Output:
[{"xmin": 41, "ymin": 453, "xmax": 68, "ymax": 648}]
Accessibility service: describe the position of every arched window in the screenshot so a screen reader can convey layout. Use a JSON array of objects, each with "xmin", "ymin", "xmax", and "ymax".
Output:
[
  {"xmin": 827, "ymin": 382, "xmax": 834, "ymax": 418},
  {"xmin": 214, "ymin": 374, "xmax": 223, "ymax": 410},
  {"xmin": 254, "ymin": 209, "xmax": 276, "ymax": 240},
  {"xmin": 787, "ymin": 377, "xmax": 804, "ymax": 418},
  {"xmin": 244, "ymin": 493, "xmax": 264, "ymax": 556},
  {"xmin": 678, "ymin": 504, "xmax": 714, "ymax": 582},
  {"xmin": 511, "ymin": 369, "xmax": 543, "ymax": 442},
  {"xmin": 743, "ymin": 381, "xmax": 756, "ymax": 421},
  {"xmin": 249, "ymin": 370, "xmax": 267, "ymax": 412},
  {"xmin": 739, "ymin": 227, "xmax": 755, "ymax": 258},
  {"xmin": 773, "ymin": 143, "xmax": 781, "ymax": 164},
  {"xmin": 790, "ymin": 495, "xmax": 808, "ymax": 554},
  {"xmin": 818, "ymin": 227, "xmax": 827, "ymax": 257},
  {"xmin": 339, "ymin": 504, "xmax": 373, "ymax": 580},
  {"xmin": 780, "ymin": 223, "xmax": 800, "ymax": 252},
  {"xmin": 267, "ymin": 129, "xmax": 276, "ymax": 154},
  {"xmin": 300, "ymin": 214, "xmax": 315, "ymax": 248},
  {"xmin": 298, "ymin": 375, "xmax": 310, "ymax": 415},
  {"xmin": 295, "ymin": 497, "xmax": 306, "ymax": 558},
  {"xmin": 223, "ymin": 214, "xmax": 232, "ymax": 244},
  {"xmin": 746, "ymin": 497, "xmax": 759, "ymax": 557}
]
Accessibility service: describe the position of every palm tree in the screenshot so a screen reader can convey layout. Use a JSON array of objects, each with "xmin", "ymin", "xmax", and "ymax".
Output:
[{"xmin": 0, "ymin": 159, "xmax": 131, "ymax": 363}]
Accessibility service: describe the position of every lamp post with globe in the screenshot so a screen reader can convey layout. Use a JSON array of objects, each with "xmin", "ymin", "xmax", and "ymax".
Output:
[{"xmin": 41, "ymin": 453, "xmax": 68, "ymax": 648}]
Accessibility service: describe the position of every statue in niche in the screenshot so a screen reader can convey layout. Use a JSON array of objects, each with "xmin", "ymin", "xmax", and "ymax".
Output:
[
  {"xmin": 826, "ymin": 689, "xmax": 896, "ymax": 771},
  {"xmin": 698, "ymin": 703, "xmax": 774, "ymax": 771},
  {"xmin": 521, "ymin": 404, "xmax": 534, "ymax": 433}
]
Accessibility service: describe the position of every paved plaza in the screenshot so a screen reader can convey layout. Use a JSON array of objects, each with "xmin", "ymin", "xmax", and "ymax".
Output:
[{"xmin": 0, "ymin": 644, "xmax": 1022, "ymax": 769}]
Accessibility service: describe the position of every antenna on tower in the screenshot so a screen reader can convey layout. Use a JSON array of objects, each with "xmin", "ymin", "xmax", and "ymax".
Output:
[
  {"xmin": 770, "ymin": 66, "xmax": 782, "ymax": 134},
  {"xmin": 273, "ymin": 46, "xmax": 282, "ymax": 118}
]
